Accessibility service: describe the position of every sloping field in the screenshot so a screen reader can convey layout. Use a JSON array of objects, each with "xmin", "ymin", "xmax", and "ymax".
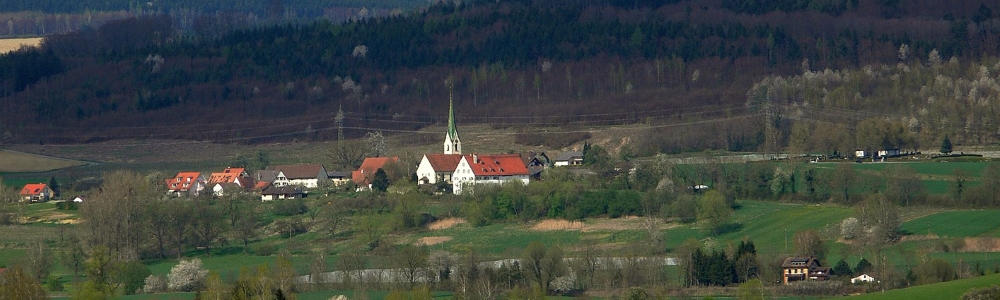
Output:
[
  {"xmin": 0, "ymin": 37, "xmax": 42, "ymax": 53},
  {"xmin": 901, "ymin": 210, "xmax": 1000, "ymax": 238},
  {"xmin": 837, "ymin": 272, "xmax": 1000, "ymax": 300},
  {"xmin": 0, "ymin": 150, "xmax": 85, "ymax": 172},
  {"xmin": 716, "ymin": 201, "xmax": 853, "ymax": 253}
]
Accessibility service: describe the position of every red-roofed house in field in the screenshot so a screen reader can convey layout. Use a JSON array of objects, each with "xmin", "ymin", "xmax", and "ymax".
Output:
[
  {"xmin": 165, "ymin": 172, "xmax": 207, "ymax": 197},
  {"xmin": 352, "ymin": 157, "xmax": 400, "ymax": 188},
  {"xmin": 415, "ymin": 154, "xmax": 463, "ymax": 185},
  {"xmin": 208, "ymin": 167, "xmax": 253, "ymax": 188},
  {"xmin": 20, "ymin": 183, "xmax": 53, "ymax": 202},
  {"xmin": 451, "ymin": 154, "xmax": 530, "ymax": 195},
  {"xmin": 264, "ymin": 164, "xmax": 328, "ymax": 188}
]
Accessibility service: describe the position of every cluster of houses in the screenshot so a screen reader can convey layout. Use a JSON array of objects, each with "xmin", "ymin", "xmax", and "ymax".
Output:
[
  {"xmin": 14, "ymin": 98, "xmax": 583, "ymax": 202},
  {"xmin": 781, "ymin": 256, "xmax": 877, "ymax": 285}
]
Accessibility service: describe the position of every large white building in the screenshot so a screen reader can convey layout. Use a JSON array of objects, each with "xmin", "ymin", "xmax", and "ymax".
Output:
[
  {"xmin": 452, "ymin": 153, "xmax": 530, "ymax": 195},
  {"xmin": 416, "ymin": 153, "xmax": 463, "ymax": 185}
]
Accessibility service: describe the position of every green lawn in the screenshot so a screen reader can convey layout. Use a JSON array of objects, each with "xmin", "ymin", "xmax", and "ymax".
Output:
[
  {"xmin": 836, "ymin": 272, "xmax": 1000, "ymax": 300},
  {"xmin": 849, "ymin": 161, "xmax": 991, "ymax": 177},
  {"xmin": 901, "ymin": 210, "xmax": 1000, "ymax": 237},
  {"xmin": 715, "ymin": 201, "xmax": 853, "ymax": 254}
]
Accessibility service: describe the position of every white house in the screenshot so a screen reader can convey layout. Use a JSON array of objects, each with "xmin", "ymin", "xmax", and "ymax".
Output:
[
  {"xmin": 255, "ymin": 170, "xmax": 289, "ymax": 187},
  {"xmin": 416, "ymin": 154, "xmax": 464, "ymax": 185},
  {"xmin": 165, "ymin": 172, "xmax": 207, "ymax": 197},
  {"xmin": 553, "ymin": 151, "xmax": 584, "ymax": 166},
  {"xmin": 452, "ymin": 154, "xmax": 530, "ymax": 195},
  {"xmin": 265, "ymin": 164, "xmax": 328, "ymax": 188},
  {"xmin": 851, "ymin": 274, "xmax": 876, "ymax": 284}
]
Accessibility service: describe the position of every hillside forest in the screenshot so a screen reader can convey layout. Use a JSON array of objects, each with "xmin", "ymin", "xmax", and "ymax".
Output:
[{"xmin": 1, "ymin": 0, "xmax": 1000, "ymax": 156}]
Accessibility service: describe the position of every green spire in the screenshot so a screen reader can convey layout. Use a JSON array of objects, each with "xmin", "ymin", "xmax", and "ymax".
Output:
[{"xmin": 447, "ymin": 91, "xmax": 459, "ymax": 140}]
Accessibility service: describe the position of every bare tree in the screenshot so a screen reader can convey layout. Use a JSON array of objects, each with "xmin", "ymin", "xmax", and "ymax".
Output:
[
  {"xmin": 80, "ymin": 170, "xmax": 155, "ymax": 261},
  {"xmin": 393, "ymin": 245, "xmax": 429, "ymax": 289}
]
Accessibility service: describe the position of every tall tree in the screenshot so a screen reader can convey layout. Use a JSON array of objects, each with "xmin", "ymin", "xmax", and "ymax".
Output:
[
  {"xmin": 371, "ymin": 168, "xmax": 390, "ymax": 192},
  {"xmin": 940, "ymin": 135, "xmax": 953, "ymax": 154},
  {"xmin": 698, "ymin": 190, "xmax": 732, "ymax": 235},
  {"xmin": 80, "ymin": 170, "xmax": 155, "ymax": 261},
  {"xmin": 520, "ymin": 242, "xmax": 567, "ymax": 293}
]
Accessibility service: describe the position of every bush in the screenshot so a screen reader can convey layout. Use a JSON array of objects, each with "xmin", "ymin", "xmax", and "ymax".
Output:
[
  {"xmin": 54, "ymin": 201, "xmax": 78, "ymax": 210},
  {"xmin": 117, "ymin": 261, "xmax": 151, "ymax": 295},
  {"xmin": 963, "ymin": 285, "xmax": 1000, "ymax": 300},
  {"xmin": 167, "ymin": 259, "xmax": 208, "ymax": 292},
  {"xmin": 46, "ymin": 275, "xmax": 63, "ymax": 291},
  {"xmin": 273, "ymin": 198, "xmax": 308, "ymax": 216},
  {"xmin": 254, "ymin": 244, "xmax": 277, "ymax": 256},
  {"xmin": 142, "ymin": 275, "xmax": 166, "ymax": 294}
]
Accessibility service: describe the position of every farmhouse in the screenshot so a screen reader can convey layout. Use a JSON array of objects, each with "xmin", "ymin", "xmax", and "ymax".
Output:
[
  {"xmin": 352, "ymin": 157, "xmax": 400, "ymax": 188},
  {"xmin": 207, "ymin": 167, "xmax": 253, "ymax": 188},
  {"xmin": 265, "ymin": 164, "xmax": 328, "ymax": 188},
  {"xmin": 165, "ymin": 172, "xmax": 207, "ymax": 197},
  {"xmin": 254, "ymin": 170, "xmax": 289, "ymax": 188},
  {"xmin": 451, "ymin": 153, "xmax": 530, "ymax": 195},
  {"xmin": 20, "ymin": 183, "xmax": 53, "ymax": 202},
  {"xmin": 851, "ymin": 274, "xmax": 877, "ymax": 284},
  {"xmin": 416, "ymin": 154, "xmax": 463, "ymax": 185},
  {"xmin": 554, "ymin": 151, "xmax": 584, "ymax": 166},
  {"xmin": 260, "ymin": 185, "xmax": 305, "ymax": 201},
  {"xmin": 781, "ymin": 257, "xmax": 829, "ymax": 284},
  {"xmin": 328, "ymin": 171, "xmax": 352, "ymax": 186}
]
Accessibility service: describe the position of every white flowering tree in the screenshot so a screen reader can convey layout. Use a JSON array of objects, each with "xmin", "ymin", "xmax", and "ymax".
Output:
[{"xmin": 167, "ymin": 259, "xmax": 208, "ymax": 292}]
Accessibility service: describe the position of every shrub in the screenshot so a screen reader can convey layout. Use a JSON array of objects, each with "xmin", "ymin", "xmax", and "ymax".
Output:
[
  {"xmin": 273, "ymin": 198, "xmax": 308, "ymax": 216},
  {"xmin": 117, "ymin": 261, "xmax": 151, "ymax": 295},
  {"xmin": 167, "ymin": 259, "xmax": 208, "ymax": 292},
  {"xmin": 46, "ymin": 275, "xmax": 63, "ymax": 291},
  {"xmin": 963, "ymin": 285, "xmax": 1000, "ymax": 300},
  {"xmin": 142, "ymin": 275, "xmax": 166, "ymax": 294}
]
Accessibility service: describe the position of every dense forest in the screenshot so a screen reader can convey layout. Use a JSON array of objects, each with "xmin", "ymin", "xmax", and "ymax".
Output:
[{"xmin": 1, "ymin": 0, "xmax": 1000, "ymax": 152}]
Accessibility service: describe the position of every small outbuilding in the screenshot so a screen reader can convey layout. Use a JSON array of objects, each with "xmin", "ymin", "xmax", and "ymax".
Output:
[{"xmin": 851, "ymin": 274, "xmax": 877, "ymax": 284}]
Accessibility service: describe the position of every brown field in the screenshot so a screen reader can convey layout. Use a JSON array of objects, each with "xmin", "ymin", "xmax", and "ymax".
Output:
[
  {"xmin": 0, "ymin": 37, "xmax": 42, "ymax": 53},
  {"xmin": 0, "ymin": 150, "xmax": 86, "ymax": 172}
]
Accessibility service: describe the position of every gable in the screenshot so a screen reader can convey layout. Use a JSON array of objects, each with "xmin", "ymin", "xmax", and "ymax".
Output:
[
  {"xmin": 424, "ymin": 154, "xmax": 463, "ymax": 172},
  {"xmin": 463, "ymin": 154, "xmax": 530, "ymax": 176}
]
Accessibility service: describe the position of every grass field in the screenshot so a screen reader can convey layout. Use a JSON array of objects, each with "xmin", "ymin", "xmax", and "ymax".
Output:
[
  {"xmin": 836, "ymin": 272, "xmax": 1000, "ymax": 300},
  {"xmin": 0, "ymin": 150, "xmax": 86, "ymax": 172},
  {"xmin": 901, "ymin": 210, "xmax": 1000, "ymax": 237},
  {"xmin": 0, "ymin": 37, "xmax": 42, "ymax": 53}
]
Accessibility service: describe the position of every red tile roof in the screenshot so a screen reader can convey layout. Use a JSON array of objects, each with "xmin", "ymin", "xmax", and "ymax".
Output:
[
  {"xmin": 424, "ymin": 154, "xmax": 463, "ymax": 172},
  {"xmin": 165, "ymin": 172, "xmax": 202, "ymax": 192},
  {"xmin": 20, "ymin": 183, "xmax": 48, "ymax": 195},
  {"xmin": 208, "ymin": 167, "xmax": 253, "ymax": 188},
  {"xmin": 463, "ymin": 154, "xmax": 529, "ymax": 176},
  {"xmin": 352, "ymin": 157, "xmax": 399, "ymax": 184}
]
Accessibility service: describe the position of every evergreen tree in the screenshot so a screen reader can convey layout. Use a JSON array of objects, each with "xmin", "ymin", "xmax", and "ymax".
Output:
[
  {"xmin": 854, "ymin": 257, "xmax": 872, "ymax": 274},
  {"xmin": 371, "ymin": 168, "xmax": 390, "ymax": 192},
  {"xmin": 48, "ymin": 176, "xmax": 60, "ymax": 198},
  {"xmin": 940, "ymin": 135, "xmax": 953, "ymax": 154},
  {"xmin": 833, "ymin": 259, "xmax": 853, "ymax": 276}
]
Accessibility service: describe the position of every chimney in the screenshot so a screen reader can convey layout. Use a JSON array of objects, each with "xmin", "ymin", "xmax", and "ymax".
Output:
[{"xmin": 473, "ymin": 153, "xmax": 479, "ymax": 164}]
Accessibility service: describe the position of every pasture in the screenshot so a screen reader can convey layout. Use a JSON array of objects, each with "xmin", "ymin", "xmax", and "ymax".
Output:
[
  {"xmin": 0, "ymin": 149, "xmax": 86, "ymax": 172},
  {"xmin": 901, "ymin": 210, "xmax": 1000, "ymax": 238},
  {"xmin": 837, "ymin": 272, "xmax": 1000, "ymax": 300},
  {"xmin": 0, "ymin": 37, "xmax": 42, "ymax": 53}
]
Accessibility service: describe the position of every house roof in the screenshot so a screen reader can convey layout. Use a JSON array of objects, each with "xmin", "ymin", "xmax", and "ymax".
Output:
[
  {"xmin": 165, "ymin": 172, "xmax": 203, "ymax": 191},
  {"xmin": 20, "ymin": 183, "xmax": 48, "ymax": 195},
  {"xmin": 208, "ymin": 167, "xmax": 247, "ymax": 184},
  {"xmin": 462, "ymin": 154, "xmax": 530, "ymax": 176},
  {"xmin": 328, "ymin": 171, "xmax": 351, "ymax": 179},
  {"xmin": 424, "ymin": 154, "xmax": 463, "ymax": 172},
  {"xmin": 265, "ymin": 164, "xmax": 325, "ymax": 179},
  {"xmin": 781, "ymin": 257, "xmax": 821, "ymax": 268},
  {"xmin": 255, "ymin": 170, "xmax": 282, "ymax": 183},
  {"xmin": 554, "ymin": 151, "xmax": 584, "ymax": 161},
  {"xmin": 253, "ymin": 181, "xmax": 272, "ymax": 191},
  {"xmin": 352, "ymin": 156, "xmax": 399, "ymax": 184},
  {"xmin": 261, "ymin": 185, "xmax": 304, "ymax": 195}
]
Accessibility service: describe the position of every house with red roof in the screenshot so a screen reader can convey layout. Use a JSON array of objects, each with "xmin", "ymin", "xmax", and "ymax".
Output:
[
  {"xmin": 451, "ymin": 153, "xmax": 530, "ymax": 195},
  {"xmin": 208, "ymin": 167, "xmax": 253, "ymax": 188},
  {"xmin": 165, "ymin": 172, "xmax": 207, "ymax": 197},
  {"xmin": 352, "ymin": 157, "xmax": 400, "ymax": 188},
  {"xmin": 264, "ymin": 164, "xmax": 328, "ymax": 188},
  {"xmin": 416, "ymin": 154, "xmax": 464, "ymax": 185},
  {"xmin": 20, "ymin": 183, "xmax": 53, "ymax": 202}
]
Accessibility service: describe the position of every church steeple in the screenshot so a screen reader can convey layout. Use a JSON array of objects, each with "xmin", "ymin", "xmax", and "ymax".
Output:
[{"xmin": 444, "ymin": 90, "xmax": 461, "ymax": 154}]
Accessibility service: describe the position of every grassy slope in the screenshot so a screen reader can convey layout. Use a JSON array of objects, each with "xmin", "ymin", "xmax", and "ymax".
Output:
[
  {"xmin": 836, "ymin": 272, "xmax": 1000, "ymax": 300},
  {"xmin": 0, "ymin": 150, "xmax": 85, "ymax": 172},
  {"xmin": 901, "ymin": 210, "xmax": 1000, "ymax": 237}
]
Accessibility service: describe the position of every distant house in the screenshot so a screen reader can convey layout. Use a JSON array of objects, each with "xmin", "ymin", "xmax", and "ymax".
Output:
[
  {"xmin": 71, "ymin": 195, "xmax": 85, "ymax": 203},
  {"xmin": 208, "ymin": 167, "xmax": 253, "ymax": 188},
  {"xmin": 327, "ymin": 171, "xmax": 352, "ymax": 186},
  {"xmin": 211, "ymin": 183, "xmax": 244, "ymax": 197},
  {"xmin": 20, "ymin": 183, "xmax": 53, "ymax": 202},
  {"xmin": 851, "ymin": 274, "xmax": 877, "ymax": 284},
  {"xmin": 165, "ymin": 172, "xmax": 207, "ymax": 197},
  {"xmin": 781, "ymin": 257, "xmax": 829, "ymax": 284},
  {"xmin": 416, "ymin": 154, "xmax": 463, "ymax": 185},
  {"xmin": 854, "ymin": 149, "xmax": 867, "ymax": 159},
  {"xmin": 877, "ymin": 148, "xmax": 901, "ymax": 158},
  {"xmin": 553, "ymin": 151, "xmax": 584, "ymax": 166},
  {"xmin": 352, "ymin": 157, "xmax": 400, "ymax": 188},
  {"xmin": 260, "ymin": 185, "xmax": 305, "ymax": 201},
  {"xmin": 265, "ymin": 164, "xmax": 328, "ymax": 188},
  {"xmin": 254, "ymin": 170, "xmax": 289, "ymax": 188},
  {"xmin": 522, "ymin": 151, "xmax": 549, "ymax": 179},
  {"xmin": 452, "ymin": 154, "xmax": 530, "ymax": 195}
]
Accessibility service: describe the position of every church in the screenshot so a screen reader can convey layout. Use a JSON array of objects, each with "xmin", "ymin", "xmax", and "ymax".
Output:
[{"xmin": 414, "ymin": 94, "xmax": 530, "ymax": 194}]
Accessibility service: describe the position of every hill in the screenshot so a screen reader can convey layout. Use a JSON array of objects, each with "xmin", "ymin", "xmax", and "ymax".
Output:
[{"xmin": 1, "ymin": 0, "xmax": 1000, "ymax": 153}]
